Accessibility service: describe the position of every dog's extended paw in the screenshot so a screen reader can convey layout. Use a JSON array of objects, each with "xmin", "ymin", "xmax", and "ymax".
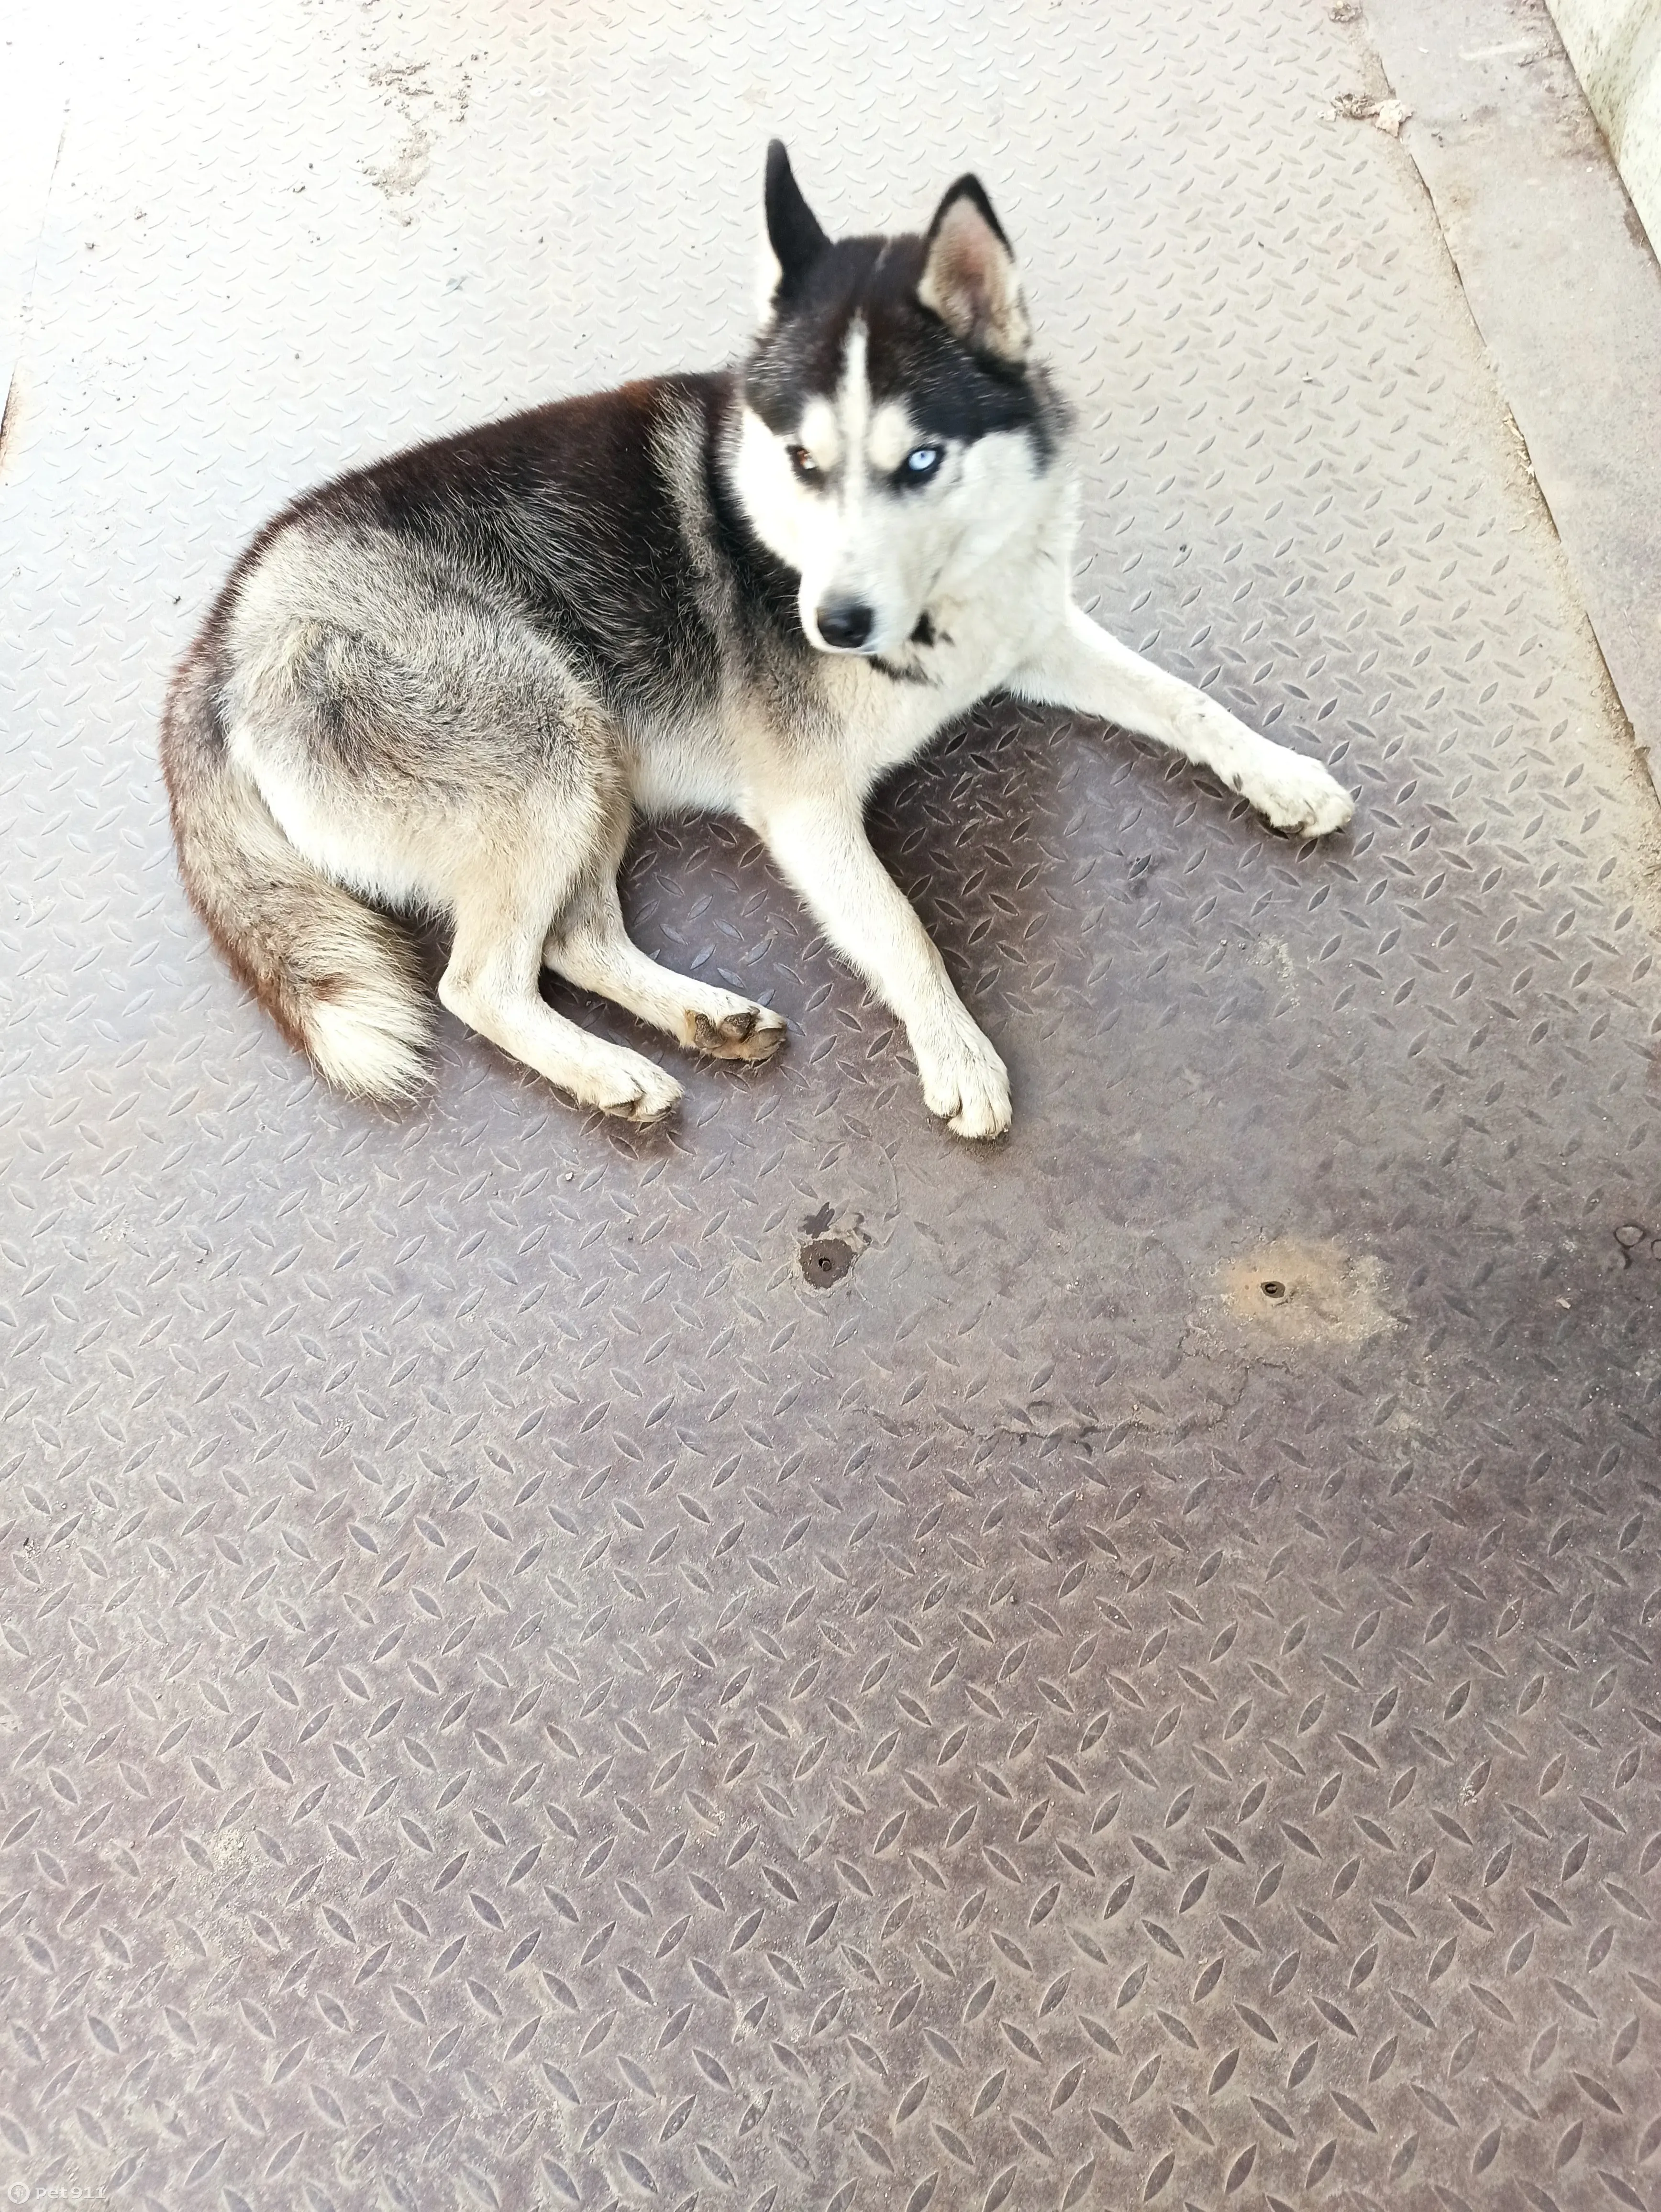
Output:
[
  {"xmin": 690, "ymin": 1003, "xmax": 788, "ymax": 1063},
  {"xmin": 587, "ymin": 1052, "xmax": 684, "ymax": 1127},
  {"xmin": 916, "ymin": 1019, "xmax": 1012, "ymax": 1141},
  {"xmin": 1241, "ymin": 749, "xmax": 1354, "ymax": 839}
]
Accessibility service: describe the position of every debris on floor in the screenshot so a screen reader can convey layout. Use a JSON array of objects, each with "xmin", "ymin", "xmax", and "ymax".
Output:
[{"xmin": 1332, "ymin": 88, "xmax": 1413, "ymax": 134}]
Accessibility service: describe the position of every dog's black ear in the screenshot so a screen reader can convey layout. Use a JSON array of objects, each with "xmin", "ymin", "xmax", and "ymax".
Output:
[
  {"xmin": 763, "ymin": 141, "xmax": 830, "ymax": 301},
  {"xmin": 918, "ymin": 175, "xmax": 1030, "ymax": 366}
]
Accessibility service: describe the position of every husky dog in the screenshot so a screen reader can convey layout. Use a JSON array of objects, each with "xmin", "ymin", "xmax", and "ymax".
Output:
[{"xmin": 162, "ymin": 144, "xmax": 1352, "ymax": 1138}]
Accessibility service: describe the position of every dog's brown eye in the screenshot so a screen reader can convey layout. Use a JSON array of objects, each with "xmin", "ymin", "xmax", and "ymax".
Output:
[{"xmin": 787, "ymin": 444, "xmax": 819, "ymax": 480}]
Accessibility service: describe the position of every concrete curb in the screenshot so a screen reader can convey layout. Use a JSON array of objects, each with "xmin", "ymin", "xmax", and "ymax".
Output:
[{"xmin": 1362, "ymin": 0, "xmax": 1661, "ymax": 790}]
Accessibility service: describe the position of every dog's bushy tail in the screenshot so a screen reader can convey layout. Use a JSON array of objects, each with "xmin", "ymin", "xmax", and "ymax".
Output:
[{"xmin": 160, "ymin": 647, "xmax": 432, "ymax": 1104}]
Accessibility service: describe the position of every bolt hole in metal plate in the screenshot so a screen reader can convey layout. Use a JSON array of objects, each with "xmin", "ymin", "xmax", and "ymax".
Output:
[
  {"xmin": 801, "ymin": 1237, "xmax": 857, "ymax": 1289},
  {"xmin": 3, "ymin": 1, "xmax": 1661, "ymax": 2208}
]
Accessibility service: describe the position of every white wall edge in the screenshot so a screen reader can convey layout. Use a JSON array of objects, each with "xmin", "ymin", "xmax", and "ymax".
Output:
[{"xmin": 1546, "ymin": 0, "xmax": 1661, "ymax": 251}]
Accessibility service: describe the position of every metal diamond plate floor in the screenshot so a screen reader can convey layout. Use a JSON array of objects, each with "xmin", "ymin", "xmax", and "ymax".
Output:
[{"xmin": 4, "ymin": 2, "xmax": 1661, "ymax": 2207}]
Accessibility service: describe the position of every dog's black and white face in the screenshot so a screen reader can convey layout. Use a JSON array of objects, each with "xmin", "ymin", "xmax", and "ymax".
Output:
[{"xmin": 732, "ymin": 144, "xmax": 1061, "ymax": 661}]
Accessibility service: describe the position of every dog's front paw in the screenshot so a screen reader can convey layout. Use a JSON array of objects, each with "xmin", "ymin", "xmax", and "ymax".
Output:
[
  {"xmin": 915, "ymin": 1018, "xmax": 1012, "ymax": 1141},
  {"xmin": 588, "ymin": 1052, "xmax": 684, "ymax": 1127},
  {"xmin": 1241, "ymin": 748, "xmax": 1354, "ymax": 839}
]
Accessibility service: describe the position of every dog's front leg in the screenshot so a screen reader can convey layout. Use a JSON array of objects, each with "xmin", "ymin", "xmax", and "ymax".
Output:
[
  {"xmin": 1011, "ymin": 603, "xmax": 1354, "ymax": 838},
  {"xmin": 760, "ymin": 795, "xmax": 1011, "ymax": 1139}
]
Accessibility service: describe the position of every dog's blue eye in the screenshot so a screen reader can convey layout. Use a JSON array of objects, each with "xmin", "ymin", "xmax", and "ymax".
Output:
[{"xmin": 904, "ymin": 446, "xmax": 942, "ymax": 478}]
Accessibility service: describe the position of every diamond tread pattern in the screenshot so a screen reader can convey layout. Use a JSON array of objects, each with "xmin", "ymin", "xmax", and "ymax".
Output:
[{"xmin": 2, "ymin": 2, "xmax": 1661, "ymax": 2210}]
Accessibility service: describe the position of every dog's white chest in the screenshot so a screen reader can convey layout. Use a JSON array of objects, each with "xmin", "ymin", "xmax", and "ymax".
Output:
[{"xmin": 626, "ymin": 708, "xmax": 751, "ymax": 818}]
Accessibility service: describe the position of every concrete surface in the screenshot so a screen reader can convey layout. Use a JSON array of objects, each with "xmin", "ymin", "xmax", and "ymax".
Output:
[
  {"xmin": 1364, "ymin": 0, "xmax": 1661, "ymax": 793},
  {"xmin": 1547, "ymin": 0, "xmax": 1661, "ymax": 246}
]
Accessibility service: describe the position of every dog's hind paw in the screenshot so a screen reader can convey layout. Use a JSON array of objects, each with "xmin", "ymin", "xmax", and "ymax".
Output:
[
  {"xmin": 690, "ymin": 1002, "xmax": 789, "ymax": 1062},
  {"xmin": 1242, "ymin": 748, "xmax": 1355, "ymax": 839}
]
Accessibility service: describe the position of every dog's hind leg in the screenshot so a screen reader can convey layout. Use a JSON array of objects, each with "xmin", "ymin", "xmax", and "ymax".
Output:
[
  {"xmin": 441, "ymin": 853, "xmax": 685, "ymax": 1125},
  {"xmin": 1011, "ymin": 604, "xmax": 1354, "ymax": 838},
  {"xmin": 543, "ymin": 861, "xmax": 788, "ymax": 1066}
]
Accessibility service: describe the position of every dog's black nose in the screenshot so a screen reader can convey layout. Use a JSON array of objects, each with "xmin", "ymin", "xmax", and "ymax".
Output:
[{"xmin": 816, "ymin": 600, "xmax": 874, "ymax": 650}]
